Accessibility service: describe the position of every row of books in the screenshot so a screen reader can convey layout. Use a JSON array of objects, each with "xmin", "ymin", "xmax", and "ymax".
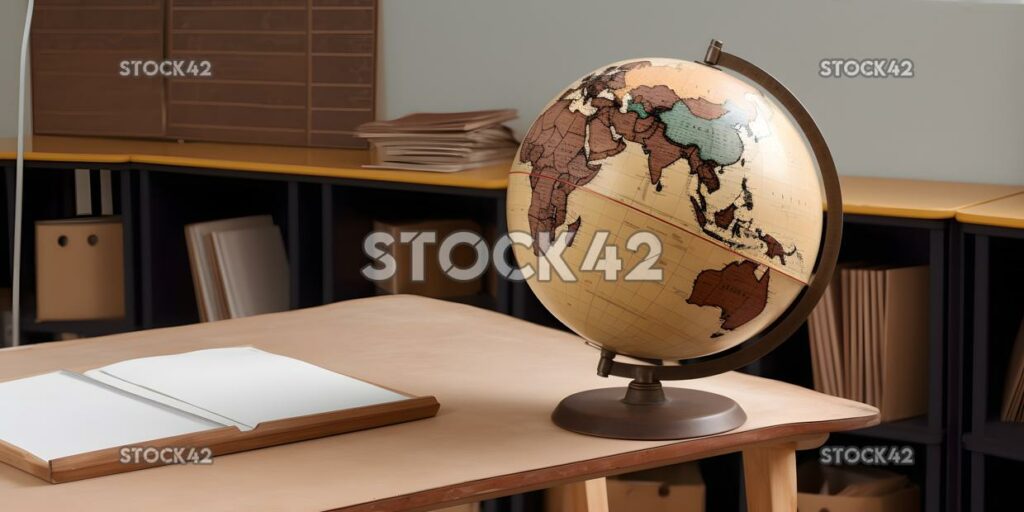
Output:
[
  {"xmin": 807, "ymin": 265, "xmax": 930, "ymax": 422},
  {"xmin": 185, "ymin": 215, "xmax": 290, "ymax": 322},
  {"xmin": 1000, "ymin": 319, "xmax": 1024, "ymax": 422},
  {"xmin": 356, "ymin": 109, "xmax": 519, "ymax": 172}
]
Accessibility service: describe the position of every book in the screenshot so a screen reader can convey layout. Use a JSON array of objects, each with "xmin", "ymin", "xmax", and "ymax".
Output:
[
  {"xmin": 0, "ymin": 347, "xmax": 439, "ymax": 483},
  {"xmin": 185, "ymin": 215, "xmax": 273, "ymax": 321},
  {"xmin": 211, "ymin": 224, "xmax": 290, "ymax": 319},
  {"xmin": 356, "ymin": 110, "xmax": 519, "ymax": 172}
]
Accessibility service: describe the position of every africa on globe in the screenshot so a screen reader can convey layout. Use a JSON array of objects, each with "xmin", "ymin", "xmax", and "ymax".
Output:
[{"xmin": 507, "ymin": 58, "xmax": 824, "ymax": 361}]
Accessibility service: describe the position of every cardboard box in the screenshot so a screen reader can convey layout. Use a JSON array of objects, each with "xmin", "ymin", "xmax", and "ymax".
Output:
[
  {"xmin": 35, "ymin": 217, "xmax": 125, "ymax": 321},
  {"xmin": 607, "ymin": 463, "xmax": 705, "ymax": 512},
  {"xmin": 798, "ymin": 463, "xmax": 920, "ymax": 512},
  {"xmin": 372, "ymin": 219, "xmax": 483, "ymax": 298}
]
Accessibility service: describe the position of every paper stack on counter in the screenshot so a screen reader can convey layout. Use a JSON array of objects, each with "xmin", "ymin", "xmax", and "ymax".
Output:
[{"xmin": 356, "ymin": 109, "xmax": 518, "ymax": 172}]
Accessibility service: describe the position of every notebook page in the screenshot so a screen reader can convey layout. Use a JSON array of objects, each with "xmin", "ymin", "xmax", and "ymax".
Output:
[
  {"xmin": 0, "ymin": 371, "xmax": 222, "ymax": 462},
  {"xmin": 84, "ymin": 370, "xmax": 247, "ymax": 430},
  {"xmin": 92, "ymin": 347, "xmax": 408, "ymax": 430}
]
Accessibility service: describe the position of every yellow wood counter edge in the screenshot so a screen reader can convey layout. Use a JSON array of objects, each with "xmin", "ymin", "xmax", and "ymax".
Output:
[
  {"xmin": 10, "ymin": 151, "xmax": 131, "ymax": 164},
  {"xmin": 129, "ymin": 155, "xmax": 509, "ymax": 190},
  {"xmin": 954, "ymin": 192, "xmax": 1024, "ymax": 229},
  {"xmin": 0, "ymin": 151, "xmax": 508, "ymax": 190},
  {"xmin": 955, "ymin": 212, "xmax": 1024, "ymax": 230},
  {"xmin": 840, "ymin": 204, "xmax": 955, "ymax": 220}
]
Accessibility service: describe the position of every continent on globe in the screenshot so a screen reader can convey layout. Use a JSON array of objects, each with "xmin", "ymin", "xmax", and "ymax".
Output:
[{"xmin": 686, "ymin": 260, "xmax": 770, "ymax": 331}]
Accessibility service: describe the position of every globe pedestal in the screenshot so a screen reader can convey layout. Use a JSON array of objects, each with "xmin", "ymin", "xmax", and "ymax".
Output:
[{"xmin": 552, "ymin": 377, "xmax": 746, "ymax": 440}]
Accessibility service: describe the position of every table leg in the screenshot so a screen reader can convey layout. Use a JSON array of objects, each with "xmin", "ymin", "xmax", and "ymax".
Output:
[
  {"xmin": 545, "ymin": 478, "xmax": 609, "ymax": 512},
  {"xmin": 743, "ymin": 442, "xmax": 797, "ymax": 512}
]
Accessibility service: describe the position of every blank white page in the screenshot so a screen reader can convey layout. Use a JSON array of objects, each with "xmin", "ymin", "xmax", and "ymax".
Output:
[
  {"xmin": 0, "ymin": 371, "xmax": 222, "ymax": 462},
  {"xmin": 83, "ymin": 370, "xmax": 247, "ymax": 430},
  {"xmin": 92, "ymin": 347, "xmax": 407, "ymax": 430}
]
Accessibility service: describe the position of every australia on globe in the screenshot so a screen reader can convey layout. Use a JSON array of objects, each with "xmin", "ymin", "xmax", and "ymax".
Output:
[{"xmin": 507, "ymin": 58, "xmax": 824, "ymax": 361}]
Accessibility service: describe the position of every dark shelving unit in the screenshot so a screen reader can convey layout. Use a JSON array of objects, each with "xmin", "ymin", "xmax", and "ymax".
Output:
[
  {"xmin": 749, "ymin": 213, "xmax": 956, "ymax": 512},
  {"xmin": 962, "ymin": 223, "xmax": 1024, "ymax": 511},
  {"xmin": 5, "ymin": 162, "xmax": 139, "ymax": 340}
]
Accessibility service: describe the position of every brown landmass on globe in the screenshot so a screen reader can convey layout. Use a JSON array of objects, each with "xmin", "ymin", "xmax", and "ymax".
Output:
[
  {"xmin": 686, "ymin": 260, "xmax": 770, "ymax": 330},
  {"xmin": 682, "ymin": 97, "xmax": 728, "ymax": 120},
  {"xmin": 565, "ymin": 217, "xmax": 582, "ymax": 247}
]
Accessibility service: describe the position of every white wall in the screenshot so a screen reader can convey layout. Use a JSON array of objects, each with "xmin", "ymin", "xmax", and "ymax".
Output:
[
  {"xmin": 2, "ymin": 0, "xmax": 1021, "ymax": 184},
  {"xmin": 379, "ymin": 0, "xmax": 1024, "ymax": 185}
]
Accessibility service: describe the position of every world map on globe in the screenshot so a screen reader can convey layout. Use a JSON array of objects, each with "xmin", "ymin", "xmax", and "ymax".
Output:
[{"xmin": 507, "ymin": 58, "xmax": 824, "ymax": 361}]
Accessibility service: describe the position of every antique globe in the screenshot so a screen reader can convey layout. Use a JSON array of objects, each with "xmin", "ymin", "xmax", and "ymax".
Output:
[{"xmin": 507, "ymin": 41, "xmax": 842, "ymax": 440}]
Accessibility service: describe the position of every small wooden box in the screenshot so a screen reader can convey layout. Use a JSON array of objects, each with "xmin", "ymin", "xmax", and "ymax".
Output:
[{"xmin": 35, "ymin": 217, "xmax": 125, "ymax": 321}]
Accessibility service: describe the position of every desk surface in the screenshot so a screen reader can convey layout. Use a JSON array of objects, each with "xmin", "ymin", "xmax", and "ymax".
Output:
[
  {"xmin": 4, "ymin": 136, "xmax": 1018, "ymax": 217},
  {"xmin": 0, "ymin": 136, "xmax": 510, "ymax": 190},
  {"xmin": 955, "ymin": 192, "xmax": 1024, "ymax": 229},
  {"xmin": 0, "ymin": 296, "xmax": 877, "ymax": 511}
]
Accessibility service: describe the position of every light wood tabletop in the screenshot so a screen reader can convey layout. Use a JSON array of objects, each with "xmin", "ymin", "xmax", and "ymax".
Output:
[
  {"xmin": 839, "ymin": 175, "xmax": 1023, "ymax": 219},
  {"xmin": 955, "ymin": 192, "xmax": 1024, "ymax": 229},
  {"xmin": 0, "ymin": 136, "xmax": 510, "ymax": 190},
  {"xmin": 0, "ymin": 296, "xmax": 878, "ymax": 511}
]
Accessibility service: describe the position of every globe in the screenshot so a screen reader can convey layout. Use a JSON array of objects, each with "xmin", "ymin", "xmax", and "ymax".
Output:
[{"xmin": 507, "ymin": 57, "xmax": 825, "ymax": 362}]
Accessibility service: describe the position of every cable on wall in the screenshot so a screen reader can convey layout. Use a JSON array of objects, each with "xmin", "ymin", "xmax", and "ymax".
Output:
[{"xmin": 13, "ymin": 0, "xmax": 36, "ymax": 347}]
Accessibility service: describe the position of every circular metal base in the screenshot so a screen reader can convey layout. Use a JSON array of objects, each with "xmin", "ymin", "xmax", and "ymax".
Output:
[{"xmin": 552, "ymin": 386, "xmax": 747, "ymax": 440}]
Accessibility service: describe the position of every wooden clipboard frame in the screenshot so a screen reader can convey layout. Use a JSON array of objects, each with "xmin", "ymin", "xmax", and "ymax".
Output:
[{"xmin": 0, "ymin": 394, "xmax": 439, "ymax": 483}]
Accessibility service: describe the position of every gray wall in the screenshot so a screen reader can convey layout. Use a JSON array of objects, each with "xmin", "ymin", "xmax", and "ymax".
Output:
[
  {"xmin": 379, "ymin": 0, "xmax": 1024, "ymax": 185},
  {"xmin": 2, "ymin": 0, "xmax": 1021, "ymax": 184},
  {"xmin": 0, "ymin": 0, "xmax": 30, "ymax": 143}
]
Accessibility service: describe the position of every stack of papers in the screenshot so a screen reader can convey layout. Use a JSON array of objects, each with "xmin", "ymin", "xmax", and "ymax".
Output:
[{"xmin": 356, "ymin": 109, "xmax": 519, "ymax": 172}]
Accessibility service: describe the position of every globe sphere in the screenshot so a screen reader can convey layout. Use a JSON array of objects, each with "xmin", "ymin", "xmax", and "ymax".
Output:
[{"xmin": 507, "ymin": 58, "xmax": 823, "ymax": 361}]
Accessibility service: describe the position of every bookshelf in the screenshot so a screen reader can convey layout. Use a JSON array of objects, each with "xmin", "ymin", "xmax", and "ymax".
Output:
[
  {"xmin": 747, "ymin": 212, "xmax": 952, "ymax": 512},
  {"xmin": 1, "ymin": 141, "xmax": 1023, "ymax": 512},
  {"xmin": 958, "ymin": 194, "xmax": 1024, "ymax": 511}
]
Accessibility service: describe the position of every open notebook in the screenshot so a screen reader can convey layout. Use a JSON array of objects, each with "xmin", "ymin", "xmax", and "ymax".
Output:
[{"xmin": 0, "ymin": 347, "xmax": 439, "ymax": 483}]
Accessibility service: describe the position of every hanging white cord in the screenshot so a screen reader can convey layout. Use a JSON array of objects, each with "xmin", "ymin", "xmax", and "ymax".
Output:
[{"xmin": 12, "ymin": 0, "xmax": 35, "ymax": 347}]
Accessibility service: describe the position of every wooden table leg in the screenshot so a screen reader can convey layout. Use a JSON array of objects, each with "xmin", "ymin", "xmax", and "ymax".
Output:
[
  {"xmin": 743, "ymin": 442, "xmax": 797, "ymax": 512},
  {"xmin": 545, "ymin": 478, "xmax": 609, "ymax": 512}
]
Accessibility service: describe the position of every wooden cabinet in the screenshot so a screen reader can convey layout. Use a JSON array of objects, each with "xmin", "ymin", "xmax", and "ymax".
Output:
[{"xmin": 31, "ymin": 0, "xmax": 377, "ymax": 148}]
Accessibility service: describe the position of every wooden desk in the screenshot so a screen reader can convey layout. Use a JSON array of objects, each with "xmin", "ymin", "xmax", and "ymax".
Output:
[
  {"xmin": 0, "ymin": 136, "xmax": 510, "ymax": 190},
  {"xmin": 0, "ymin": 296, "xmax": 878, "ymax": 511},
  {"xmin": 839, "ymin": 176, "xmax": 1022, "ymax": 219},
  {"xmin": 955, "ymin": 192, "xmax": 1024, "ymax": 229}
]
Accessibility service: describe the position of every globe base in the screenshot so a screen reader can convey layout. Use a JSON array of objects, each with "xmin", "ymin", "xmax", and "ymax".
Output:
[{"xmin": 552, "ymin": 380, "xmax": 747, "ymax": 440}]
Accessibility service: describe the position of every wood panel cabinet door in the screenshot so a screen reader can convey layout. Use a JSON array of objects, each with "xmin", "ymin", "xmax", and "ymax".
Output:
[
  {"xmin": 32, "ymin": 0, "xmax": 167, "ymax": 138},
  {"xmin": 165, "ymin": 0, "xmax": 376, "ymax": 148}
]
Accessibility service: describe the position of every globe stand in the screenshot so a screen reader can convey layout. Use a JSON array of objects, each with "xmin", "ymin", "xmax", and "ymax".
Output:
[
  {"xmin": 548, "ymin": 39, "xmax": 845, "ymax": 441},
  {"xmin": 552, "ymin": 351, "xmax": 746, "ymax": 440}
]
